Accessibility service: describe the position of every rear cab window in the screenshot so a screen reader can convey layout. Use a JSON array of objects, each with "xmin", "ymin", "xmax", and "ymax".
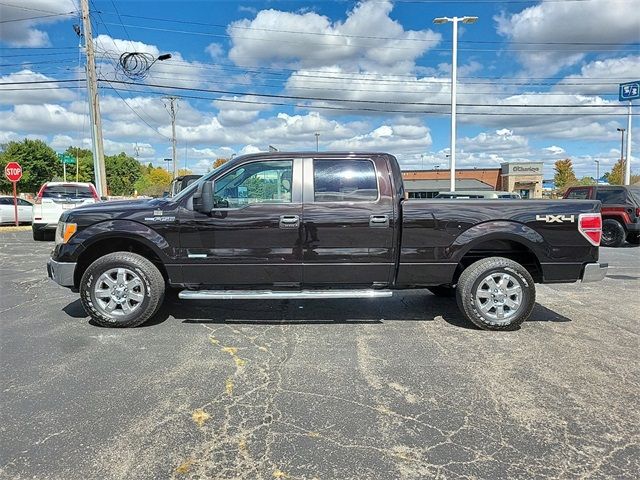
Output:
[
  {"xmin": 43, "ymin": 185, "xmax": 94, "ymax": 200},
  {"xmin": 313, "ymin": 159, "xmax": 378, "ymax": 202}
]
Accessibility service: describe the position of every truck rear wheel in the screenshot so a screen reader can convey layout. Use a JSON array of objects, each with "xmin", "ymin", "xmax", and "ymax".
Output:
[
  {"xmin": 80, "ymin": 252, "xmax": 165, "ymax": 328},
  {"xmin": 601, "ymin": 219, "xmax": 625, "ymax": 247},
  {"xmin": 456, "ymin": 257, "xmax": 535, "ymax": 331}
]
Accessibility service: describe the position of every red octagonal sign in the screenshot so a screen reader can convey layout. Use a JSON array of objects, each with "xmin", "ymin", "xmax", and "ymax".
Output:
[{"xmin": 5, "ymin": 162, "xmax": 22, "ymax": 182}]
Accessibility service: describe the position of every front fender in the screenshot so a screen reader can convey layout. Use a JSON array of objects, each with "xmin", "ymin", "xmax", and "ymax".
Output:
[
  {"xmin": 450, "ymin": 220, "xmax": 547, "ymax": 262},
  {"xmin": 54, "ymin": 219, "xmax": 173, "ymax": 263}
]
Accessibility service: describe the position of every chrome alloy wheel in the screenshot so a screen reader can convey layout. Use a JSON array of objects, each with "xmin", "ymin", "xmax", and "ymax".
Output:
[
  {"xmin": 93, "ymin": 267, "xmax": 145, "ymax": 317},
  {"xmin": 474, "ymin": 272, "xmax": 523, "ymax": 323}
]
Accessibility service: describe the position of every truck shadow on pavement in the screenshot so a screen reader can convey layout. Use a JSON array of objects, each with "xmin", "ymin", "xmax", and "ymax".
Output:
[{"xmin": 63, "ymin": 291, "xmax": 571, "ymax": 330}]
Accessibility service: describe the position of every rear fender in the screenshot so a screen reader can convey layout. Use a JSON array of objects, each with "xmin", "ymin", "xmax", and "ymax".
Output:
[{"xmin": 451, "ymin": 220, "xmax": 546, "ymax": 262}]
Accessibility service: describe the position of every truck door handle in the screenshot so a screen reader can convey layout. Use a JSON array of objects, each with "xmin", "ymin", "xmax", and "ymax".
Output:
[
  {"xmin": 369, "ymin": 215, "xmax": 389, "ymax": 227},
  {"xmin": 279, "ymin": 215, "xmax": 300, "ymax": 229}
]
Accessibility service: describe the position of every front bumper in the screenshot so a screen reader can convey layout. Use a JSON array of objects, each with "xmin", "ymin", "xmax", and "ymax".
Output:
[
  {"xmin": 47, "ymin": 258, "xmax": 76, "ymax": 287},
  {"xmin": 581, "ymin": 262, "xmax": 608, "ymax": 283}
]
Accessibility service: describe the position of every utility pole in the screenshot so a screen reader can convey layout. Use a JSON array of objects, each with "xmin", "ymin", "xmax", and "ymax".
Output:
[
  {"xmin": 617, "ymin": 128, "xmax": 626, "ymax": 182},
  {"xmin": 315, "ymin": 132, "xmax": 320, "ymax": 152},
  {"xmin": 595, "ymin": 160, "xmax": 600, "ymax": 184},
  {"xmin": 163, "ymin": 96, "xmax": 178, "ymax": 178},
  {"xmin": 80, "ymin": 0, "xmax": 107, "ymax": 197}
]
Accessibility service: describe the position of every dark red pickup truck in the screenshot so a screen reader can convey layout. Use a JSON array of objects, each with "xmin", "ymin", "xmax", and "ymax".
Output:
[
  {"xmin": 564, "ymin": 185, "xmax": 640, "ymax": 247},
  {"xmin": 48, "ymin": 152, "xmax": 607, "ymax": 331}
]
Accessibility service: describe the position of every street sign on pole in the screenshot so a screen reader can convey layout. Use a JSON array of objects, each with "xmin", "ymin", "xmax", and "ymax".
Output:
[
  {"xmin": 619, "ymin": 81, "xmax": 637, "ymax": 185},
  {"xmin": 4, "ymin": 161, "xmax": 22, "ymax": 226},
  {"xmin": 619, "ymin": 81, "xmax": 640, "ymax": 102},
  {"xmin": 57, "ymin": 153, "xmax": 75, "ymax": 182}
]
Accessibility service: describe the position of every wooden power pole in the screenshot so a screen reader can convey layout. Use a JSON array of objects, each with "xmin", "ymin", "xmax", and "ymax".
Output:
[
  {"xmin": 163, "ymin": 96, "xmax": 178, "ymax": 178},
  {"xmin": 80, "ymin": 0, "xmax": 108, "ymax": 197}
]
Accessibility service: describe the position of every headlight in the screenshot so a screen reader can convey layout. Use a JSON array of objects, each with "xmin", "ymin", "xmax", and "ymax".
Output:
[{"xmin": 55, "ymin": 222, "xmax": 77, "ymax": 245}]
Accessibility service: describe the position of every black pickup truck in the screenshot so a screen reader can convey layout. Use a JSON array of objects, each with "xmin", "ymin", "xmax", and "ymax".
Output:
[{"xmin": 48, "ymin": 152, "xmax": 607, "ymax": 331}]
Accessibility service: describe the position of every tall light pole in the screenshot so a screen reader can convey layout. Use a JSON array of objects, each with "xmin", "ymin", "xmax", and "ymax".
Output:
[
  {"xmin": 595, "ymin": 160, "xmax": 600, "ymax": 184},
  {"xmin": 433, "ymin": 15, "xmax": 478, "ymax": 192},
  {"xmin": 315, "ymin": 132, "xmax": 320, "ymax": 152},
  {"xmin": 617, "ymin": 127, "xmax": 626, "ymax": 181}
]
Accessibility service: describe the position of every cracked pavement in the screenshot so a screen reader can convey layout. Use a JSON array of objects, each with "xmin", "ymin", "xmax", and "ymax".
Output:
[{"xmin": 0, "ymin": 231, "xmax": 638, "ymax": 479}]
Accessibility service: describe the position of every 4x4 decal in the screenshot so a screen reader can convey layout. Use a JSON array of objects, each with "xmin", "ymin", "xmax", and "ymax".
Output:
[{"xmin": 536, "ymin": 214, "xmax": 576, "ymax": 223}]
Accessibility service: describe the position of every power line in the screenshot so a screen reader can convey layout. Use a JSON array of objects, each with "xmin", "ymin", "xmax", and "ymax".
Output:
[
  {"xmin": 94, "ymin": 20, "xmax": 633, "ymax": 53},
  {"xmin": 95, "ymin": 11, "xmax": 640, "ymax": 47},
  {"xmin": 104, "ymin": 83, "xmax": 640, "ymax": 116},
  {"xmin": 101, "ymin": 79, "xmax": 637, "ymax": 109},
  {"xmin": 0, "ymin": 12, "xmax": 74, "ymax": 23},
  {"xmin": 100, "ymin": 78, "xmax": 171, "ymax": 140}
]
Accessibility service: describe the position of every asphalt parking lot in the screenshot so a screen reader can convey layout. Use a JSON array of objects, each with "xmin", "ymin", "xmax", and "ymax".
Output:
[{"xmin": 1, "ymin": 229, "xmax": 638, "ymax": 479}]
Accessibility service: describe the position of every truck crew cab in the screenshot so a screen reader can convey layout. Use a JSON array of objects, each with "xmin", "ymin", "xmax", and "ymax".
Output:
[{"xmin": 48, "ymin": 152, "xmax": 607, "ymax": 331}]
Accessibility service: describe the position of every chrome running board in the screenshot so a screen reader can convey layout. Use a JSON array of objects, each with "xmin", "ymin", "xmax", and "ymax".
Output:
[{"xmin": 178, "ymin": 289, "xmax": 393, "ymax": 300}]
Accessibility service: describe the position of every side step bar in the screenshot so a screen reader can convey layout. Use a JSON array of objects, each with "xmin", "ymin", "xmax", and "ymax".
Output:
[{"xmin": 178, "ymin": 289, "xmax": 393, "ymax": 300}]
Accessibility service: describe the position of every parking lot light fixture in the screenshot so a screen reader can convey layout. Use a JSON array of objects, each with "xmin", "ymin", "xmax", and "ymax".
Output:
[{"xmin": 433, "ymin": 15, "xmax": 479, "ymax": 192}]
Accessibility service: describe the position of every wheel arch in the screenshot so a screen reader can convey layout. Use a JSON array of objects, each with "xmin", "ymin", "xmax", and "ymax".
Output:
[
  {"xmin": 74, "ymin": 234, "xmax": 169, "ymax": 288},
  {"xmin": 451, "ymin": 222, "xmax": 544, "ymax": 284}
]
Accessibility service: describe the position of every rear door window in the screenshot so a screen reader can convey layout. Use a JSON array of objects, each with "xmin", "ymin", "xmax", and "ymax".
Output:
[
  {"xmin": 43, "ymin": 185, "xmax": 93, "ymax": 200},
  {"xmin": 566, "ymin": 188, "xmax": 590, "ymax": 199},
  {"xmin": 313, "ymin": 159, "xmax": 378, "ymax": 202},
  {"xmin": 595, "ymin": 188, "xmax": 626, "ymax": 204}
]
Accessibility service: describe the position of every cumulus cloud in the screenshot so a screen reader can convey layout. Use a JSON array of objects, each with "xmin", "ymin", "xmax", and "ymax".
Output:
[
  {"xmin": 0, "ymin": 70, "xmax": 78, "ymax": 105},
  {"xmin": 0, "ymin": 0, "xmax": 75, "ymax": 47},
  {"xmin": 0, "ymin": 104, "xmax": 87, "ymax": 135},
  {"xmin": 228, "ymin": 0, "xmax": 441, "ymax": 73},
  {"xmin": 496, "ymin": 0, "xmax": 640, "ymax": 75}
]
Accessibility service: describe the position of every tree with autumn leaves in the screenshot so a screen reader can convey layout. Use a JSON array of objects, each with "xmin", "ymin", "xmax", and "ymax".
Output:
[{"xmin": 553, "ymin": 158, "xmax": 578, "ymax": 191}]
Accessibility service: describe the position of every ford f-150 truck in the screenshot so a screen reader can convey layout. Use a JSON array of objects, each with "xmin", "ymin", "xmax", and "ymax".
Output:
[{"xmin": 47, "ymin": 152, "xmax": 607, "ymax": 331}]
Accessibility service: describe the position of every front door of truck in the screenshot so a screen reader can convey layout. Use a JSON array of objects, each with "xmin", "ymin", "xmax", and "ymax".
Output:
[
  {"xmin": 301, "ymin": 156, "xmax": 396, "ymax": 287},
  {"xmin": 179, "ymin": 158, "xmax": 303, "ymax": 287}
]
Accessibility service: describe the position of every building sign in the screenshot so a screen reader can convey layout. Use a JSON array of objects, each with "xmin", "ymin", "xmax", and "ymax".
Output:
[{"xmin": 501, "ymin": 162, "xmax": 543, "ymax": 176}]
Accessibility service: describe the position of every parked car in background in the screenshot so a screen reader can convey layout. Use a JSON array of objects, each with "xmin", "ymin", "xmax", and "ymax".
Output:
[
  {"xmin": 32, "ymin": 182, "xmax": 100, "ymax": 241},
  {"xmin": 0, "ymin": 196, "xmax": 32, "ymax": 224},
  {"xmin": 563, "ymin": 185, "xmax": 640, "ymax": 247},
  {"xmin": 435, "ymin": 191, "xmax": 522, "ymax": 199}
]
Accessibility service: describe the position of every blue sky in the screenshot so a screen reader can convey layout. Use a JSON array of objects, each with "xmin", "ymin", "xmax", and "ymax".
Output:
[{"xmin": 0, "ymin": 0, "xmax": 638, "ymax": 178}]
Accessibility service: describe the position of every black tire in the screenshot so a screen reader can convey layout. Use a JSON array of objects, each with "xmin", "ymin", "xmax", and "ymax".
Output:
[
  {"xmin": 427, "ymin": 285, "xmax": 456, "ymax": 297},
  {"xmin": 601, "ymin": 219, "xmax": 626, "ymax": 248},
  {"xmin": 32, "ymin": 227, "xmax": 44, "ymax": 241},
  {"xmin": 80, "ymin": 252, "xmax": 165, "ymax": 328},
  {"xmin": 626, "ymin": 232, "xmax": 640, "ymax": 245},
  {"xmin": 455, "ymin": 257, "xmax": 535, "ymax": 331}
]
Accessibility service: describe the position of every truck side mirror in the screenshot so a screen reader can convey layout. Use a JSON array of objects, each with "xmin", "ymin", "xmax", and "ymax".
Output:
[{"xmin": 193, "ymin": 180, "xmax": 214, "ymax": 213}]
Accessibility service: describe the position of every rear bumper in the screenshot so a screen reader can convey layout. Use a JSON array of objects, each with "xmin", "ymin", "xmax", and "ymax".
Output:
[
  {"xmin": 626, "ymin": 223, "xmax": 640, "ymax": 233},
  {"xmin": 47, "ymin": 258, "xmax": 76, "ymax": 287},
  {"xmin": 33, "ymin": 222, "xmax": 58, "ymax": 231},
  {"xmin": 581, "ymin": 262, "xmax": 608, "ymax": 283}
]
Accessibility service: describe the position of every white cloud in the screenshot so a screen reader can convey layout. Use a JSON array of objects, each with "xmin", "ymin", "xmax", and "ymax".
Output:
[
  {"xmin": 496, "ymin": 0, "xmax": 640, "ymax": 75},
  {"xmin": 0, "ymin": 70, "xmax": 78, "ymax": 105},
  {"xmin": 0, "ymin": 104, "xmax": 87, "ymax": 134},
  {"xmin": 0, "ymin": 0, "xmax": 75, "ymax": 47},
  {"xmin": 554, "ymin": 55, "xmax": 640, "ymax": 94},
  {"xmin": 228, "ymin": 0, "xmax": 441, "ymax": 73}
]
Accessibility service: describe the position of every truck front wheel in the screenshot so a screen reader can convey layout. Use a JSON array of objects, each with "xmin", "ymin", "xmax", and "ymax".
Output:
[
  {"xmin": 456, "ymin": 257, "xmax": 535, "ymax": 331},
  {"xmin": 80, "ymin": 252, "xmax": 165, "ymax": 328}
]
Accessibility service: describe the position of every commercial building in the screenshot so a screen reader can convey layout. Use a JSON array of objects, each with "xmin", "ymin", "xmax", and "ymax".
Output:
[{"xmin": 402, "ymin": 162, "xmax": 544, "ymax": 199}]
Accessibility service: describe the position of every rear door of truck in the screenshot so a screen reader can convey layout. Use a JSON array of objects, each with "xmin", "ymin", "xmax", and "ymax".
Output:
[{"xmin": 301, "ymin": 155, "xmax": 397, "ymax": 287}]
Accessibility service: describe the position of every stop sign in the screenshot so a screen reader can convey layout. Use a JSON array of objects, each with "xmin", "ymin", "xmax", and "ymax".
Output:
[{"xmin": 4, "ymin": 162, "xmax": 22, "ymax": 182}]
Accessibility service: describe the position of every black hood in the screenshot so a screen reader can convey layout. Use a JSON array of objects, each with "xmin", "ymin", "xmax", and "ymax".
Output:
[{"xmin": 60, "ymin": 198, "xmax": 173, "ymax": 223}]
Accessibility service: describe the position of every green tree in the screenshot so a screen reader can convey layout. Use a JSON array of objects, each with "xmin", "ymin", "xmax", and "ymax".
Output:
[
  {"xmin": 64, "ymin": 147, "xmax": 94, "ymax": 183},
  {"xmin": 553, "ymin": 158, "xmax": 578, "ymax": 191},
  {"xmin": 0, "ymin": 139, "xmax": 61, "ymax": 194},
  {"xmin": 104, "ymin": 152, "xmax": 142, "ymax": 196},
  {"xmin": 134, "ymin": 166, "xmax": 172, "ymax": 196},
  {"xmin": 607, "ymin": 159, "xmax": 624, "ymax": 185},
  {"xmin": 577, "ymin": 176, "xmax": 596, "ymax": 186}
]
